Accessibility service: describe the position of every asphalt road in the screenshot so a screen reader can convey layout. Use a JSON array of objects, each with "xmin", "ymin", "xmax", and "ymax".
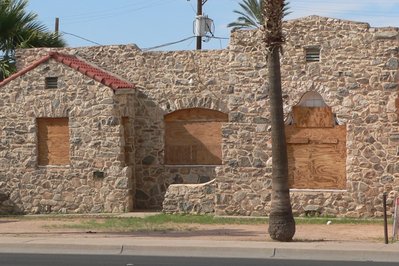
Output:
[{"xmin": 0, "ymin": 253, "xmax": 398, "ymax": 266}]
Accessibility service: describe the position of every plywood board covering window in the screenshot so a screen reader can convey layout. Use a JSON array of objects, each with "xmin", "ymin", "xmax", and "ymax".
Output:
[
  {"xmin": 286, "ymin": 91, "xmax": 346, "ymax": 190},
  {"xmin": 165, "ymin": 108, "xmax": 228, "ymax": 165},
  {"xmin": 292, "ymin": 106, "xmax": 334, "ymax": 128},
  {"xmin": 286, "ymin": 126, "xmax": 346, "ymax": 189},
  {"xmin": 37, "ymin": 118, "xmax": 70, "ymax": 165}
]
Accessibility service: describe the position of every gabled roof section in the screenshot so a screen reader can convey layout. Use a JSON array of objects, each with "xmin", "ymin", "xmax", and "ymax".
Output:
[{"xmin": 0, "ymin": 52, "xmax": 135, "ymax": 90}]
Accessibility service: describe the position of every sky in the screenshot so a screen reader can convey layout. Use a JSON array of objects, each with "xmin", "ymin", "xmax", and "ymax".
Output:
[{"xmin": 27, "ymin": 0, "xmax": 399, "ymax": 51}]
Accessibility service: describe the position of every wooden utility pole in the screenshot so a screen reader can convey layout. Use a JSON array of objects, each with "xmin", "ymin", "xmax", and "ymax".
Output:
[
  {"xmin": 196, "ymin": 0, "xmax": 203, "ymax": 50},
  {"xmin": 55, "ymin": 17, "xmax": 60, "ymax": 33},
  {"xmin": 195, "ymin": 0, "xmax": 208, "ymax": 50}
]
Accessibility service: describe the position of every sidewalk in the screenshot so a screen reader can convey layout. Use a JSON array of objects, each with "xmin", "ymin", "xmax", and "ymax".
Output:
[{"xmin": 0, "ymin": 213, "xmax": 397, "ymax": 262}]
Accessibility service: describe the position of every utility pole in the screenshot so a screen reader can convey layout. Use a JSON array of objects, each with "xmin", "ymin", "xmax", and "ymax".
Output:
[
  {"xmin": 196, "ymin": 0, "xmax": 208, "ymax": 50},
  {"xmin": 55, "ymin": 17, "xmax": 60, "ymax": 33},
  {"xmin": 196, "ymin": 0, "xmax": 202, "ymax": 50}
]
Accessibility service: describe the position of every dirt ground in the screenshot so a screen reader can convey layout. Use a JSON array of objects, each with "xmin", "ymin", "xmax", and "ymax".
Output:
[{"xmin": 0, "ymin": 218, "xmax": 390, "ymax": 243}]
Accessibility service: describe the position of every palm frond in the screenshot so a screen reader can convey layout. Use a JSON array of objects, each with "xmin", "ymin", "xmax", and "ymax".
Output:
[
  {"xmin": 228, "ymin": 0, "xmax": 291, "ymax": 31},
  {"xmin": 0, "ymin": 0, "xmax": 66, "ymax": 80},
  {"xmin": 263, "ymin": 0, "xmax": 286, "ymax": 46}
]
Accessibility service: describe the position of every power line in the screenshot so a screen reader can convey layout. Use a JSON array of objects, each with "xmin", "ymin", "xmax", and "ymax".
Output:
[
  {"xmin": 61, "ymin": 31, "xmax": 102, "ymax": 46},
  {"xmin": 187, "ymin": 0, "xmax": 197, "ymax": 14},
  {"xmin": 58, "ymin": 0, "xmax": 178, "ymax": 25},
  {"xmin": 142, "ymin": 36, "xmax": 195, "ymax": 51},
  {"xmin": 142, "ymin": 35, "xmax": 230, "ymax": 51},
  {"xmin": 210, "ymin": 36, "xmax": 229, "ymax": 40}
]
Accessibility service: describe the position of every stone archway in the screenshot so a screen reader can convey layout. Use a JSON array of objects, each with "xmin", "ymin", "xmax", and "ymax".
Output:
[{"xmin": 285, "ymin": 91, "xmax": 347, "ymax": 190}]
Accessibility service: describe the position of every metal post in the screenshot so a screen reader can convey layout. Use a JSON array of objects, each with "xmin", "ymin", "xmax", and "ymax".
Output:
[{"xmin": 383, "ymin": 192, "xmax": 389, "ymax": 244}]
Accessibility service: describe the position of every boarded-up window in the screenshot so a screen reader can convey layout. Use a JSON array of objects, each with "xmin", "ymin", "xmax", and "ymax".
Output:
[
  {"xmin": 286, "ymin": 126, "xmax": 346, "ymax": 189},
  {"xmin": 286, "ymin": 91, "xmax": 346, "ymax": 190},
  {"xmin": 165, "ymin": 108, "xmax": 228, "ymax": 165},
  {"xmin": 37, "ymin": 118, "xmax": 70, "ymax": 165},
  {"xmin": 292, "ymin": 106, "xmax": 334, "ymax": 128}
]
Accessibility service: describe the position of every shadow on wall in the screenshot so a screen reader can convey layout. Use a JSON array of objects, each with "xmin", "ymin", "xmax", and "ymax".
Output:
[
  {"xmin": 0, "ymin": 192, "xmax": 23, "ymax": 215},
  {"xmin": 164, "ymin": 108, "xmax": 228, "ymax": 166}
]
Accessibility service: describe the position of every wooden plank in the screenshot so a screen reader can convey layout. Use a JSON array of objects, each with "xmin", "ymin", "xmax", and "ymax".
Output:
[
  {"xmin": 37, "ymin": 118, "xmax": 69, "ymax": 165},
  {"xmin": 321, "ymin": 138, "xmax": 338, "ymax": 144},
  {"xmin": 165, "ymin": 145, "xmax": 193, "ymax": 164},
  {"xmin": 286, "ymin": 125, "xmax": 346, "ymax": 189},
  {"xmin": 165, "ymin": 108, "xmax": 228, "ymax": 122},
  {"xmin": 165, "ymin": 108, "xmax": 228, "ymax": 164},
  {"xmin": 288, "ymin": 144, "xmax": 346, "ymax": 189},
  {"xmin": 292, "ymin": 106, "xmax": 334, "ymax": 128},
  {"xmin": 285, "ymin": 126, "xmax": 346, "ymax": 143},
  {"xmin": 165, "ymin": 121, "xmax": 223, "ymax": 165},
  {"xmin": 287, "ymin": 144, "xmax": 310, "ymax": 187},
  {"xmin": 287, "ymin": 138, "xmax": 309, "ymax": 144}
]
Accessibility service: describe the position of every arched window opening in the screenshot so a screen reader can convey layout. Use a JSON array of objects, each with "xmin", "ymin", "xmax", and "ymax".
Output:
[{"xmin": 290, "ymin": 91, "xmax": 335, "ymax": 128}]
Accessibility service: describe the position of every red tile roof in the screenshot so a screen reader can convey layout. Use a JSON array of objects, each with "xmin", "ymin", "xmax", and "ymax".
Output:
[{"xmin": 0, "ymin": 52, "xmax": 135, "ymax": 90}]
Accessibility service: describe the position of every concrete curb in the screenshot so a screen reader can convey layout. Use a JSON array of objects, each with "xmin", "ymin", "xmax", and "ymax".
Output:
[
  {"xmin": 273, "ymin": 248, "xmax": 399, "ymax": 262},
  {"xmin": 0, "ymin": 239, "xmax": 399, "ymax": 262}
]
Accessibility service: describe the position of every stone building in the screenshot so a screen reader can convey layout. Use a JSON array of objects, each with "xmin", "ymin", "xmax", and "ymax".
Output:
[
  {"xmin": 0, "ymin": 16, "xmax": 398, "ymax": 217},
  {"xmin": 0, "ymin": 52, "xmax": 135, "ymax": 213}
]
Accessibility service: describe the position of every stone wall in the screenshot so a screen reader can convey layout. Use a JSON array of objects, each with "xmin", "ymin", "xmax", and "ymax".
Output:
[
  {"xmin": 0, "ymin": 59, "xmax": 135, "ymax": 213},
  {"xmin": 216, "ymin": 16, "xmax": 399, "ymax": 217},
  {"xmin": 163, "ymin": 179, "xmax": 215, "ymax": 214},
  {"xmin": 14, "ymin": 16, "xmax": 399, "ymax": 217}
]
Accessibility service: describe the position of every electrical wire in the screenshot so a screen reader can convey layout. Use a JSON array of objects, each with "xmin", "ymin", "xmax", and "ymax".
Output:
[
  {"xmin": 61, "ymin": 31, "xmax": 102, "ymax": 46},
  {"xmin": 52, "ymin": 0, "xmax": 179, "ymax": 25},
  {"xmin": 142, "ymin": 36, "xmax": 196, "ymax": 51},
  {"xmin": 187, "ymin": 0, "xmax": 196, "ymax": 14},
  {"xmin": 210, "ymin": 36, "xmax": 229, "ymax": 40}
]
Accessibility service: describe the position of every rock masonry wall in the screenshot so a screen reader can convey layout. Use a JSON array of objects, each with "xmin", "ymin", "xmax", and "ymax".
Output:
[
  {"xmin": 215, "ymin": 16, "xmax": 399, "ymax": 217},
  {"xmin": 163, "ymin": 180, "xmax": 215, "ymax": 214},
  {"xmin": 0, "ymin": 59, "xmax": 135, "ymax": 214},
  {"xmin": 14, "ymin": 16, "xmax": 399, "ymax": 217}
]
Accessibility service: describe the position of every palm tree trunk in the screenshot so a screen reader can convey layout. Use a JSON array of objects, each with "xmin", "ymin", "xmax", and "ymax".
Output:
[{"xmin": 267, "ymin": 44, "xmax": 295, "ymax": 241}]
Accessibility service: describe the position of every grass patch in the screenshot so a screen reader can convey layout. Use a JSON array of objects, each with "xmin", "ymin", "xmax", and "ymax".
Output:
[
  {"xmin": 294, "ymin": 217, "xmax": 388, "ymax": 225},
  {"xmin": 58, "ymin": 218, "xmax": 193, "ymax": 233},
  {"xmin": 143, "ymin": 214, "xmax": 267, "ymax": 225},
  {"xmin": 1, "ymin": 213, "xmax": 388, "ymax": 233},
  {"xmin": 54, "ymin": 214, "xmax": 268, "ymax": 232}
]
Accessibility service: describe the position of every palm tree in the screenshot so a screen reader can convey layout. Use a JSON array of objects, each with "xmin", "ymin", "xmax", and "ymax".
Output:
[
  {"xmin": 0, "ymin": 0, "xmax": 65, "ymax": 80},
  {"xmin": 263, "ymin": 0, "xmax": 295, "ymax": 241},
  {"xmin": 227, "ymin": 0, "xmax": 290, "ymax": 30}
]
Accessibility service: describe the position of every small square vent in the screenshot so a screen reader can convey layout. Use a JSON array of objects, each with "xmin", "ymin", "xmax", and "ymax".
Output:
[
  {"xmin": 305, "ymin": 47, "xmax": 321, "ymax": 62},
  {"xmin": 45, "ymin": 77, "xmax": 58, "ymax": 89}
]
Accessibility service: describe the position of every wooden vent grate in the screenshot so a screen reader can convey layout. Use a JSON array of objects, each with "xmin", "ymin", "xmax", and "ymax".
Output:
[
  {"xmin": 305, "ymin": 47, "xmax": 320, "ymax": 62},
  {"xmin": 45, "ymin": 77, "xmax": 58, "ymax": 89}
]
